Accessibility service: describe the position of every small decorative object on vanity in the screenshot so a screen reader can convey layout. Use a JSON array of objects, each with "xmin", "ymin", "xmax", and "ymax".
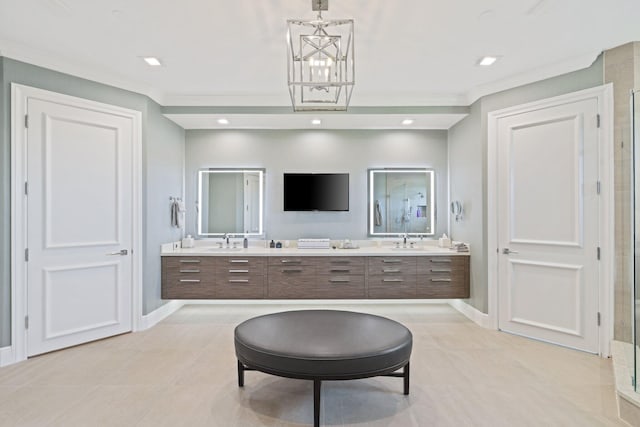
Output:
[{"xmin": 181, "ymin": 235, "xmax": 194, "ymax": 248}]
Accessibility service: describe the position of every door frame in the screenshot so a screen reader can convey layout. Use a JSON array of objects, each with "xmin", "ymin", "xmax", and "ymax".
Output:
[
  {"xmin": 487, "ymin": 84, "xmax": 614, "ymax": 357},
  {"xmin": 10, "ymin": 83, "xmax": 143, "ymax": 363}
]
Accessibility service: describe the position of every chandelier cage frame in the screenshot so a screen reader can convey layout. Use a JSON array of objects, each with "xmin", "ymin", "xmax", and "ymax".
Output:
[{"xmin": 286, "ymin": 10, "xmax": 355, "ymax": 111}]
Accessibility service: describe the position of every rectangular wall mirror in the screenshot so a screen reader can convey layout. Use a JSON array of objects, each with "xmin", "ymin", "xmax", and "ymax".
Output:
[
  {"xmin": 368, "ymin": 168, "xmax": 435, "ymax": 236},
  {"xmin": 197, "ymin": 169, "xmax": 265, "ymax": 236}
]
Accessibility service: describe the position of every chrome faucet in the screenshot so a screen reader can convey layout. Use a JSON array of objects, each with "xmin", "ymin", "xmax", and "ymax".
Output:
[
  {"xmin": 223, "ymin": 233, "xmax": 230, "ymax": 247},
  {"xmin": 402, "ymin": 233, "xmax": 408, "ymax": 247}
]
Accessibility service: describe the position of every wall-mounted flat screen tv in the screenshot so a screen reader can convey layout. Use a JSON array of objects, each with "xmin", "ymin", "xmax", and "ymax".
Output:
[{"xmin": 283, "ymin": 173, "xmax": 349, "ymax": 211}]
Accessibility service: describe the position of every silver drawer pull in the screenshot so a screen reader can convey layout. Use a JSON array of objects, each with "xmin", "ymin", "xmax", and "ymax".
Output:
[
  {"xmin": 230, "ymin": 259, "xmax": 249, "ymax": 263},
  {"xmin": 179, "ymin": 259, "xmax": 200, "ymax": 263},
  {"xmin": 282, "ymin": 268, "xmax": 303, "ymax": 272},
  {"xmin": 329, "ymin": 279, "xmax": 350, "ymax": 283},
  {"xmin": 383, "ymin": 278, "xmax": 404, "ymax": 282},
  {"xmin": 179, "ymin": 279, "xmax": 200, "ymax": 283},
  {"xmin": 383, "ymin": 269, "xmax": 400, "ymax": 273},
  {"xmin": 330, "ymin": 268, "xmax": 350, "ymax": 272},
  {"xmin": 229, "ymin": 279, "xmax": 249, "ymax": 283},
  {"xmin": 430, "ymin": 269, "xmax": 451, "ymax": 273},
  {"xmin": 430, "ymin": 259, "xmax": 451, "ymax": 264},
  {"xmin": 281, "ymin": 259, "xmax": 302, "ymax": 264},
  {"xmin": 431, "ymin": 278, "xmax": 452, "ymax": 282},
  {"xmin": 179, "ymin": 269, "xmax": 200, "ymax": 273},
  {"xmin": 229, "ymin": 269, "xmax": 249, "ymax": 273},
  {"xmin": 382, "ymin": 259, "xmax": 401, "ymax": 264}
]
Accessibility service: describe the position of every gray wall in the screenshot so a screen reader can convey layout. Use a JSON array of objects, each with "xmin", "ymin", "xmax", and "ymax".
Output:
[
  {"xmin": 0, "ymin": 57, "xmax": 185, "ymax": 346},
  {"xmin": 185, "ymin": 130, "xmax": 449, "ymax": 241},
  {"xmin": 448, "ymin": 54, "xmax": 604, "ymax": 313},
  {"xmin": 144, "ymin": 100, "xmax": 185, "ymax": 314}
]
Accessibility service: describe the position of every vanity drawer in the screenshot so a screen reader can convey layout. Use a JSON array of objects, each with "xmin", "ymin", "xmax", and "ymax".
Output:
[
  {"xmin": 367, "ymin": 256, "xmax": 417, "ymax": 275},
  {"xmin": 215, "ymin": 257, "xmax": 266, "ymax": 298},
  {"xmin": 368, "ymin": 275, "xmax": 417, "ymax": 299},
  {"xmin": 417, "ymin": 256, "xmax": 467, "ymax": 275},
  {"xmin": 317, "ymin": 257, "xmax": 365, "ymax": 275},
  {"xmin": 268, "ymin": 276, "xmax": 365, "ymax": 299},
  {"xmin": 215, "ymin": 275, "xmax": 265, "ymax": 299},
  {"xmin": 268, "ymin": 256, "xmax": 319, "ymax": 267},
  {"xmin": 161, "ymin": 256, "xmax": 216, "ymax": 299},
  {"xmin": 217, "ymin": 256, "xmax": 266, "ymax": 269},
  {"xmin": 416, "ymin": 256, "xmax": 469, "ymax": 298}
]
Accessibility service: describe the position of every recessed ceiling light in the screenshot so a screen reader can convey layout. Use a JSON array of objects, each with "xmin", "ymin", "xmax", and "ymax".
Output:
[
  {"xmin": 217, "ymin": 118, "xmax": 229, "ymax": 125},
  {"xmin": 402, "ymin": 119, "xmax": 414, "ymax": 125},
  {"xmin": 142, "ymin": 57, "xmax": 162, "ymax": 66},
  {"xmin": 478, "ymin": 56, "xmax": 498, "ymax": 66},
  {"xmin": 311, "ymin": 119, "xmax": 322, "ymax": 125}
]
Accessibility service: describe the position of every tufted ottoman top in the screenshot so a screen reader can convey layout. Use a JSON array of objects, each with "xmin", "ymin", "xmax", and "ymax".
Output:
[{"xmin": 234, "ymin": 310, "xmax": 412, "ymax": 379}]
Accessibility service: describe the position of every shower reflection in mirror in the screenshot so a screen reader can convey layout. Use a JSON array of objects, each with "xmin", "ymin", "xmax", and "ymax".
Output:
[{"xmin": 368, "ymin": 168, "xmax": 435, "ymax": 236}]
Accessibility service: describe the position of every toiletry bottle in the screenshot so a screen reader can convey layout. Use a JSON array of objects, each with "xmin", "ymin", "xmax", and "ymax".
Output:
[
  {"xmin": 269, "ymin": 240, "xmax": 275, "ymax": 248},
  {"xmin": 243, "ymin": 237, "xmax": 248, "ymax": 248}
]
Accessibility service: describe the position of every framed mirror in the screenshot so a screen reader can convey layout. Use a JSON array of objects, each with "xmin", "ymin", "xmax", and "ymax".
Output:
[
  {"xmin": 368, "ymin": 168, "xmax": 435, "ymax": 236},
  {"xmin": 197, "ymin": 168, "xmax": 265, "ymax": 236}
]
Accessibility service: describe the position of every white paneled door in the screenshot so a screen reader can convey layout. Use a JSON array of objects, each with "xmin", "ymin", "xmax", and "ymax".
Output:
[
  {"xmin": 496, "ymin": 96, "xmax": 600, "ymax": 353},
  {"xmin": 26, "ymin": 97, "xmax": 134, "ymax": 357}
]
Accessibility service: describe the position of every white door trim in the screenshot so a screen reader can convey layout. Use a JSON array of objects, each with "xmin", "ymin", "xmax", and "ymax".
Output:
[
  {"xmin": 10, "ymin": 83, "xmax": 143, "ymax": 363},
  {"xmin": 487, "ymin": 84, "xmax": 614, "ymax": 357}
]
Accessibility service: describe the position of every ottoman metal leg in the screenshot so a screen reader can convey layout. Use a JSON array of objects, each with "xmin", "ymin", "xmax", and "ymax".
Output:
[
  {"xmin": 237, "ymin": 360, "xmax": 244, "ymax": 387},
  {"xmin": 313, "ymin": 379, "xmax": 321, "ymax": 427},
  {"xmin": 403, "ymin": 362, "xmax": 410, "ymax": 395}
]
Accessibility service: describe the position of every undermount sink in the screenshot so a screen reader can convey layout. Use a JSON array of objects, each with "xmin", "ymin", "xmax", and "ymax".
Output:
[{"xmin": 206, "ymin": 246, "xmax": 243, "ymax": 251}]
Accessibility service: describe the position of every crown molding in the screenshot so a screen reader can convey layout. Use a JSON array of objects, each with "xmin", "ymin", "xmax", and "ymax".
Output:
[
  {"xmin": 1, "ymin": 38, "xmax": 601, "ymax": 110},
  {"xmin": 465, "ymin": 51, "xmax": 602, "ymax": 105},
  {"xmin": 0, "ymin": 38, "xmax": 165, "ymax": 105}
]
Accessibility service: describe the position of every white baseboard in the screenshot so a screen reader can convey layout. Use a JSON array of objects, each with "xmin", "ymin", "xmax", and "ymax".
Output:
[
  {"xmin": 0, "ymin": 346, "xmax": 16, "ymax": 367},
  {"xmin": 139, "ymin": 300, "xmax": 185, "ymax": 330},
  {"xmin": 448, "ymin": 299, "xmax": 492, "ymax": 328}
]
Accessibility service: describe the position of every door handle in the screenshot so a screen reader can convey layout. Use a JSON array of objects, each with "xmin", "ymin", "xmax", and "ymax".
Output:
[
  {"xmin": 502, "ymin": 248, "xmax": 519, "ymax": 255},
  {"xmin": 107, "ymin": 249, "xmax": 128, "ymax": 256}
]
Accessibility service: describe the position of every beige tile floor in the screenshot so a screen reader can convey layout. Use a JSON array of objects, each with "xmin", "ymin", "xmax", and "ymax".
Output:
[{"xmin": 0, "ymin": 303, "xmax": 627, "ymax": 426}]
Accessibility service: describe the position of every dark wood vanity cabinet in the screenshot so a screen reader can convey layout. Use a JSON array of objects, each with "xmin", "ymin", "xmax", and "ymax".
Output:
[
  {"xmin": 162, "ymin": 253, "xmax": 469, "ymax": 300},
  {"xmin": 215, "ymin": 257, "xmax": 266, "ymax": 299},
  {"xmin": 315, "ymin": 257, "xmax": 366, "ymax": 299},
  {"xmin": 267, "ymin": 256, "xmax": 318, "ymax": 298},
  {"xmin": 417, "ymin": 256, "xmax": 470, "ymax": 298},
  {"xmin": 161, "ymin": 256, "xmax": 216, "ymax": 299},
  {"xmin": 367, "ymin": 257, "xmax": 417, "ymax": 298}
]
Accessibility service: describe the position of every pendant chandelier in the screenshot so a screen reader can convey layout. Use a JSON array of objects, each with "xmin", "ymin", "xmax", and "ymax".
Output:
[{"xmin": 286, "ymin": 0, "xmax": 355, "ymax": 111}]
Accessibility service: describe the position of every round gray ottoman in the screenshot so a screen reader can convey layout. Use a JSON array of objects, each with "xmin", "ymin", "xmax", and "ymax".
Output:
[{"xmin": 234, "ymin": 310, "xmax": 412, "ymax": 427}]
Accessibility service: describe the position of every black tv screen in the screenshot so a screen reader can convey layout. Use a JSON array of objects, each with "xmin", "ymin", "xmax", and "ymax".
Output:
[{"xmin": 283, "ymin": 173, "xmax": 349, "ymax": 211}]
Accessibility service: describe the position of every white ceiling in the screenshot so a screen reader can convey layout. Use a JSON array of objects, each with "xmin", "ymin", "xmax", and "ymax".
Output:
[{"xmin": 1, "ymin": 0, "xmax": 639, "ymax": 117}]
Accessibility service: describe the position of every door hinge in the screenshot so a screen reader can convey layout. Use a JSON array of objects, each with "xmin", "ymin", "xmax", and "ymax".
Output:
[
  {"xmin": 596, "ymin": 114, "xmax": 600, "ymax": 128},
  {"xmin": 597, "ymin": 312, "xmax": 601, "ymax": 326},
  {"xmin": 24, "ymin": 181, "xmax": 28, "ymax": 196},
  {"xmin": 596, "ymin": 180, "xmax": 601, "ymax": 195},
  {"xmin": 24, "ymin": 315, "xmax": 29, "ymax": 330},
  {"xmin": 596, "ymin": 247, "xmax": 601, "ymax": 260},
  {"xmin": 24, "ymin": 114, "xmax": 29, "ymax": 128},
  {"xmin": 24, "ymin": 248, "xmax": 29, "ymax": 262}
]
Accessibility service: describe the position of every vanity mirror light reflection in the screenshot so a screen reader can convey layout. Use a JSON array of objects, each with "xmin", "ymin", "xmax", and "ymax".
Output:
[
  {"xmin": 197, "ymin": 169, "xmax": 265, "ymax": 236},
  {"xmin": 368, "ymin": 168, "xmax": 435, "ymax": 236}
]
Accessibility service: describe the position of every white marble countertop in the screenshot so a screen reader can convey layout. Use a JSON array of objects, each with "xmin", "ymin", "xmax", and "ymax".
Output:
[{"xmin": 161, "ymin": 241, "xmax": 469, "ymax": 257}]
